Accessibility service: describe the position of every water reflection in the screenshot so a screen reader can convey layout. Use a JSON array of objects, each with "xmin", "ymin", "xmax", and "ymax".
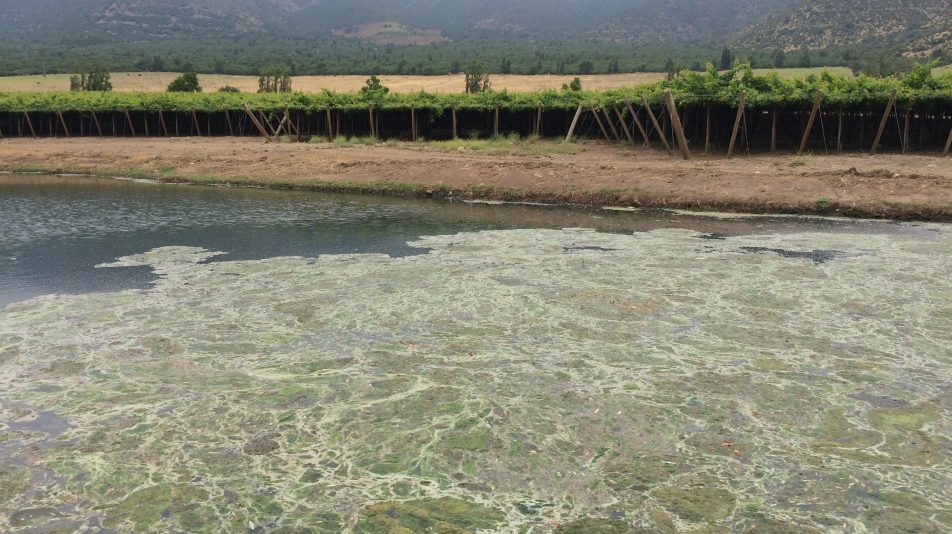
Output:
[{"xmin": 0, "ymin": 173, "xmax": 929, "ymax": 306}]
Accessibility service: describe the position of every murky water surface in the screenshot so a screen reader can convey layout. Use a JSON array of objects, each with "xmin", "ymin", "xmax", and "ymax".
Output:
[{"xmin": 1, "ymin": 174, "xmax": 951, "ymax": 532}]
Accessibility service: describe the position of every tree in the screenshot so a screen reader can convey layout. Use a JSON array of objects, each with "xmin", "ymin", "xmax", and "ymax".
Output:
[
  {"xmin": 167, "ymin": 72, "xmax": 202, "ymax": 92},
  {"xmin": 578, "ymin": 61, "xmax": 594, "ymax": 75},
  {"xmin": 719, "ymin": 47, "xmax": 734, "ymax": 70},
  {"xmin": 69, "ymin": 65, "xmax": 112, "ymax": 92},
  {"xmin": 771, "ymin": 49, "xmax": 786, "ymax": 68},
  {"xmin": 799, "ymin": 50, "xmax": 813, "ymax": 68},
  {"xmin": 360, "ymin": 75, "xmax": 390, "ymax": 102},
  {"xmin": 500, "ymin": 57, "xmax": 513, "ymax": 74},
  {"xmin": 608, "ymin": 58, "xmax": 620, "ymax": 74},
  {"xmin": 464, "ymin": 61, "xmax": 491, "ymax": 93},
  {"xmin": 258, "ymin": 66, "xmax": 292, "ymax": 93},
  {"xmin": 217, "ymin": 85, "xmax": 241, "ymax": 93},
  {"xmin": 450, "ymin": 60, "xmax": 461, "ymax": 73},
  {"xmin": 664, "ymin": 58, "xmax": 677, "ymax": 80}
]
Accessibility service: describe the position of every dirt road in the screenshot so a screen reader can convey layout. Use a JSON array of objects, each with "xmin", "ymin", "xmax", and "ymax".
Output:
[{"xmin": 2, "ymin": 137, "xmax": 950, "ymax": 220}]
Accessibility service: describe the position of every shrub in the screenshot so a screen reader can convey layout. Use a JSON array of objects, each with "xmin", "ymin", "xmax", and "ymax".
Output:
[{"xmin": 562, "ymin": 77, "xmax": 583, "ymax": 92}]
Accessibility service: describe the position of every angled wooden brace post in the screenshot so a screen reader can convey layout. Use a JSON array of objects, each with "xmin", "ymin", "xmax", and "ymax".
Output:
[
  {"xmin": 624, "ymin": 98, "xmax": 650, "ymax": 147},
  {"xmin": 564, "ymin": 103, "xmax": 584, "ymax": 143},
  {"xmin": 23, "ymin": 109, "xmax": 36, "ymax": 139},
  {"xmin": 870, "ymin": 90, "xmax": 898, "ymax": 155},
  {"xmin": 943, "ymin": 124, "xmax": 952, "ymax": 156},
  {"xmin": 157, "ymin": 110, "xmax": 168, "ymax": 137},
  {"xmin": 590, "ymin": 104, "xmax": 611, "ymax": 140},
  {"xmin": 242, "ymin": 102, "xmax": 273, "ymax": 140},
  {"xmin": 641, "ymin": 96, "xmax": 672, "ymax": 154},
  {"xmin": 797, "ymin": 91, "xmax": 823, "ymax": 156},
  {"xmin": 664, "ymin": 90, "xmax": 690, "ymax": 160},
  {"xmin": 191, "ymin": 109, "xmax": 202, "ymax": 137},
  {"xmin": 123, "ymin": 109, "xmax": 136, "ymax": 138},
  {"xmin": 727, "ymin": 93, "xmax": 747, "ymax": 159},
  {"xmin": 613, "ymin": 106, "xmax": 636, "ymax": 146},
  {"xmin": 55, "ymin": 109, "xmax": 71, "ymax": 138},
  {"xmin": 600, "ymin": 107, "xmax": 621, "ymax": 141}
]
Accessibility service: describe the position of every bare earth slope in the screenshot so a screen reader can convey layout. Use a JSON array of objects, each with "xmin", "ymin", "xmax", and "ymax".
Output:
[{"xmin": 1, "ymin": 138, "xmax": 950, "ymax": 220}]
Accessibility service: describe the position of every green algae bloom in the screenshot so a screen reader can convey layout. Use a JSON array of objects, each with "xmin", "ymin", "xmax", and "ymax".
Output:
[{"xmin": 1, "ymin": 226, "xmax": 951, "ymax": 532}]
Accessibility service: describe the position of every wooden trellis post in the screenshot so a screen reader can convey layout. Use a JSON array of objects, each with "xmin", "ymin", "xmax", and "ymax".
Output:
[
  {"xmin": 770, "ymin": 109, "xmax": 778, "ymax": 152},
  {"xmin": 727, "ymin": 93, "xmax": 747, "ymax": 159},
  {"xmin": 902, "ymin": 110, "xmax": 911, "ymax": 153},
  {"xmin": 870, "ymin": 90, "xmax": 898, "ymax": 155},
  {"xmin": 943, "ymin": 125, "xmax": 952, "ymax": 156},
  {"xmin": 494, "ymin": 105, "xmax": 500, "ymax": 137},
  {"xmin": 411, "ymin": 107, "xmax": 417, "ymax": 141},
  {"xmin": 642, "ymin": 96, "xmax": 672, "ymax": 154},
  {"xmin": 91, "ymin": 111, "xmax": 103, "ymax": 137},
  {"xmin": 797, "ymin": 92, "xmax": 824, "ymax": 156},
  {"xmin": 368, "ymin": 106, "xmax": 376, "ymax": 138},
  {"xmin": 452, "ymin": 107, "xmax": 458, "ymax": 139},
  {"xmin": 664, "ymin": 90, "xmax": 690, "ymax": 160},
  {"xmin": 705, "ymin": 106, "xmax": 712, "ymax": 153},
  {"xmin": 535, "ymin": 104, "xmax": 542, "ymax": 137},
  {"xmin": 326, "ymin": 108, "xmax": 334, "ymax": 140},
  {"xmin": 225, "ymin": 110, "xmax": 234, "ymax": 136},
  {"xmin": 836, "ymin": 111, "xmax": 843, "ymax": 152},
  {"xmin": 564, "ymin": 103, "xmax": 584, "ymax": 143}
]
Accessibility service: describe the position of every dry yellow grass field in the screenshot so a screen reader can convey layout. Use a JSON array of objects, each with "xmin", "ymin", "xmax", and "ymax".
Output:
[
  {"xmin": 0, "ymin": 68, "xmax": 859, "ymax": 94},
  {"xmin": 0, "ymin": 72, "xmax": 665, "ymax": 93}
]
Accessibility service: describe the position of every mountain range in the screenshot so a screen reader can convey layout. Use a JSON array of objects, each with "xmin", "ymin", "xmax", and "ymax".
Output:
[{"xmin": 0, "ymin": 0, "xmax": 948, "ymax": 73}]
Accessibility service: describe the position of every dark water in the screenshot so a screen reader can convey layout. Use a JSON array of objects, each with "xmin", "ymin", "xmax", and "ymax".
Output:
[{"xmin": 0, "ymin": 173, "xmax": 923, "ymax": 307}]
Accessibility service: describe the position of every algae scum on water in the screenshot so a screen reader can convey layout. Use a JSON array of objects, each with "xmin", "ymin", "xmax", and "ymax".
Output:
[{"xmin": 1, "ymin": 226, "xmax": 951, "ymax": 533}]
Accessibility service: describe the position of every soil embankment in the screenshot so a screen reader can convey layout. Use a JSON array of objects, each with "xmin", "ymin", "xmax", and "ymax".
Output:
[{"xmin": 1, "ymin": 137, "xmax": 951, "ymax": 220}]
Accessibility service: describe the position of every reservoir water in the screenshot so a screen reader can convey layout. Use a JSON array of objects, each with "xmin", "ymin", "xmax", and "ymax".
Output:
[{"xmin": 1, "ymin": 174, "xmax": 950, "ymax": 532}]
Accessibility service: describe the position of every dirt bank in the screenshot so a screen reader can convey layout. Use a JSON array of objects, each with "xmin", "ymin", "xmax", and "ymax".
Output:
[{"xmin": 2, "ymin": 137, "xmax": 951, "ymax": 220}]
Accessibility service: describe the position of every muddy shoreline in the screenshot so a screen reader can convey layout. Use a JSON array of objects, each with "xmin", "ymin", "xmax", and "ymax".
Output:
[{"xmin": 2, "ymin": 137, "xmax": 950, "ymax": 221}]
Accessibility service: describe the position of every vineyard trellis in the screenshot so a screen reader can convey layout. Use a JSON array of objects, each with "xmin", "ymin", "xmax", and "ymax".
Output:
[{"xmin": 1, "ymin": 64, "xmax": 950, "ymax": 155}]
